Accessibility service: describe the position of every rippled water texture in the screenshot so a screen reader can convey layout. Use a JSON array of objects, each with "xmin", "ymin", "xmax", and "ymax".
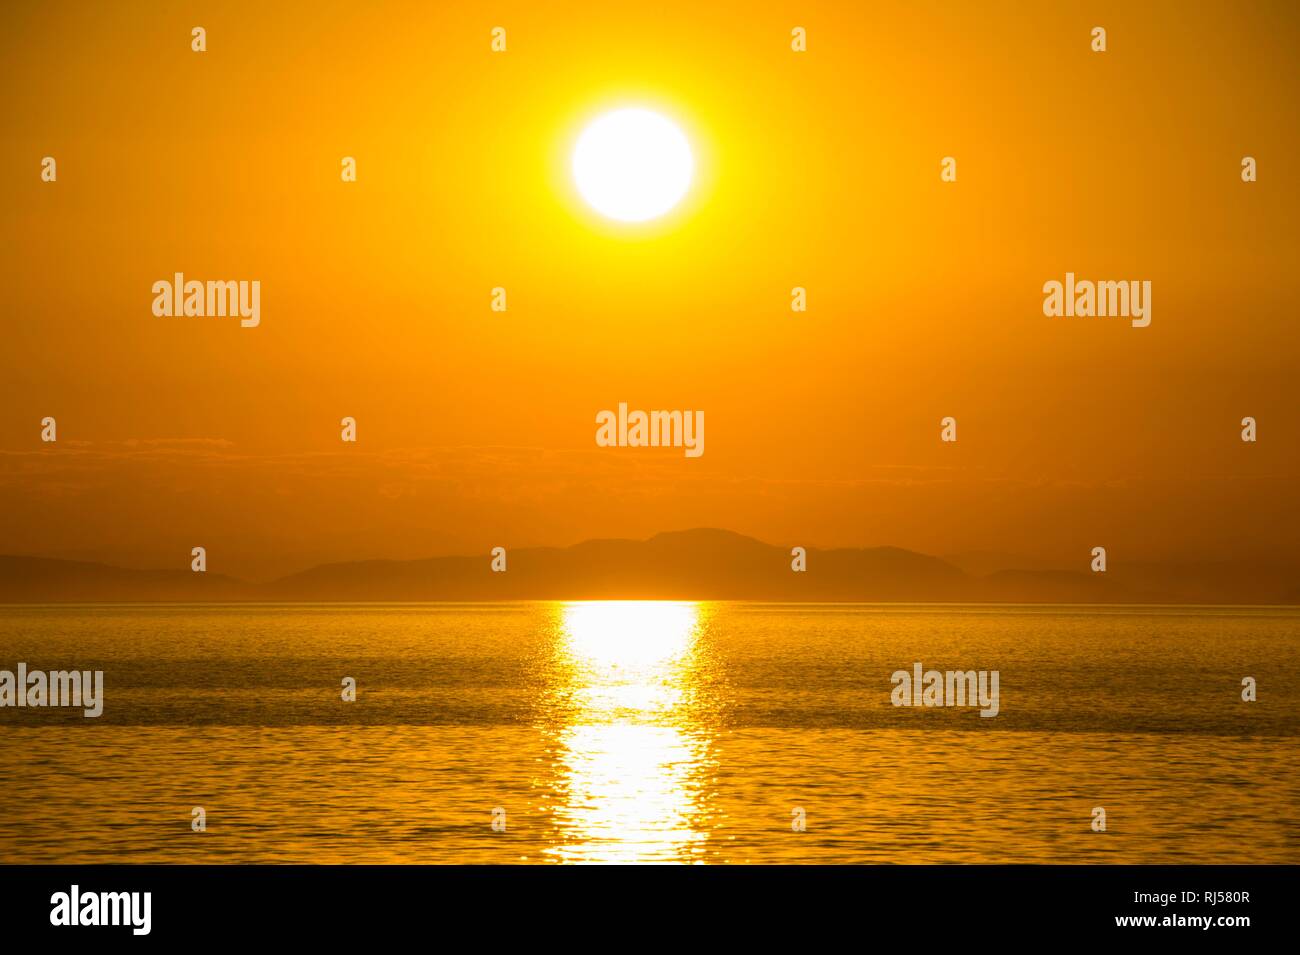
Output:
[{"xmin": 1, "ymin": 602, "xmax": 1296, "ymax": 862}]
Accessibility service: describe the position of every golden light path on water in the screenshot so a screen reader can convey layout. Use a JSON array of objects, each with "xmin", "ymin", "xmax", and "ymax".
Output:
[{"xmin": 544, "ymin": 601, "xmax": 714, "ymax": 863}]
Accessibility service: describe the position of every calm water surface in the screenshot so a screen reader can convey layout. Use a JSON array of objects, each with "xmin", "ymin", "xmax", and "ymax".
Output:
[{"xmin": 1, "ymin": 602, "xmax": 1297, "ymax": 863}]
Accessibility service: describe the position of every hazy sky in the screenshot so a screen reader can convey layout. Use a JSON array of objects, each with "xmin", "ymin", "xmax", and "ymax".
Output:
[{"xmin": 2, "ymin": 1, "xmax": 1298, "ymax": 579}]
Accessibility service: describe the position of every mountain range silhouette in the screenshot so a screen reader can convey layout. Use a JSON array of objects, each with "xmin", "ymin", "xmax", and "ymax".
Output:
[{"xmin": 2, "ymin": 529, "xmax": 1297, "ymax": 604}]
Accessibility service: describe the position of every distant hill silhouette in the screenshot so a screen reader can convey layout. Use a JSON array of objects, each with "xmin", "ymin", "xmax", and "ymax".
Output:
[
  {"xmin": 1, "ymin": 530, "xmax": 1296, "ymax": 604},
  {"xmin": 0, "ymin": 555, "xmax": 256, "ymax": 602},
  {"xmin": 268, "ymin": 529, "xmax": 970, "ymax": 602}
]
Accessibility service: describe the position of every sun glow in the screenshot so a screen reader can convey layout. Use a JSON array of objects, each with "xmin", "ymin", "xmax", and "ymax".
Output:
[
  {"xmin": 559, "ymin": 600, "xmax": 698, "ymax": 671},
  {"xmin": 546, "ymin": 601, "xmax": 712, "ymax": 863},
  {"xmin": 571, "ymin": 108, "xmax": 694, "ymax": 222}
]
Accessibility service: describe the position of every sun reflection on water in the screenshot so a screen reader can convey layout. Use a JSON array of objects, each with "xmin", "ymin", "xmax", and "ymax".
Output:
[{"xmin": 545, "ymin": 601, "xmax": 714, "ymax": 863}]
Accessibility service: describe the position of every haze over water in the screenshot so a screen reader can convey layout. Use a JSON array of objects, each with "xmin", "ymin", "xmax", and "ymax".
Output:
[{"xmin": 2, "ymin": 602, "xmax": 1296, "ymax": 863}]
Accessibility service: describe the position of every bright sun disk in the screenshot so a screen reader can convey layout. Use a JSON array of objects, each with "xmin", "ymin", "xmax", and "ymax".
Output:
[{"xmin": 572, "ymin": 108, "xmax": 694, "ymax": 222}]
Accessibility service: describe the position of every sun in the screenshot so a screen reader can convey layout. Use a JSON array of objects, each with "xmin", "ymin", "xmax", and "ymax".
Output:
[{"xmin": 572, "ymin": 108, "xmax": 694, "ymax": 223}]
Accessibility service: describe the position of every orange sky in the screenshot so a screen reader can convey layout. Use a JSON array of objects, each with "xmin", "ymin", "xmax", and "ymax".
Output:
[{"xmin": 2, "ymin": 0, "xmax": 1298, "ymax": 579}]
